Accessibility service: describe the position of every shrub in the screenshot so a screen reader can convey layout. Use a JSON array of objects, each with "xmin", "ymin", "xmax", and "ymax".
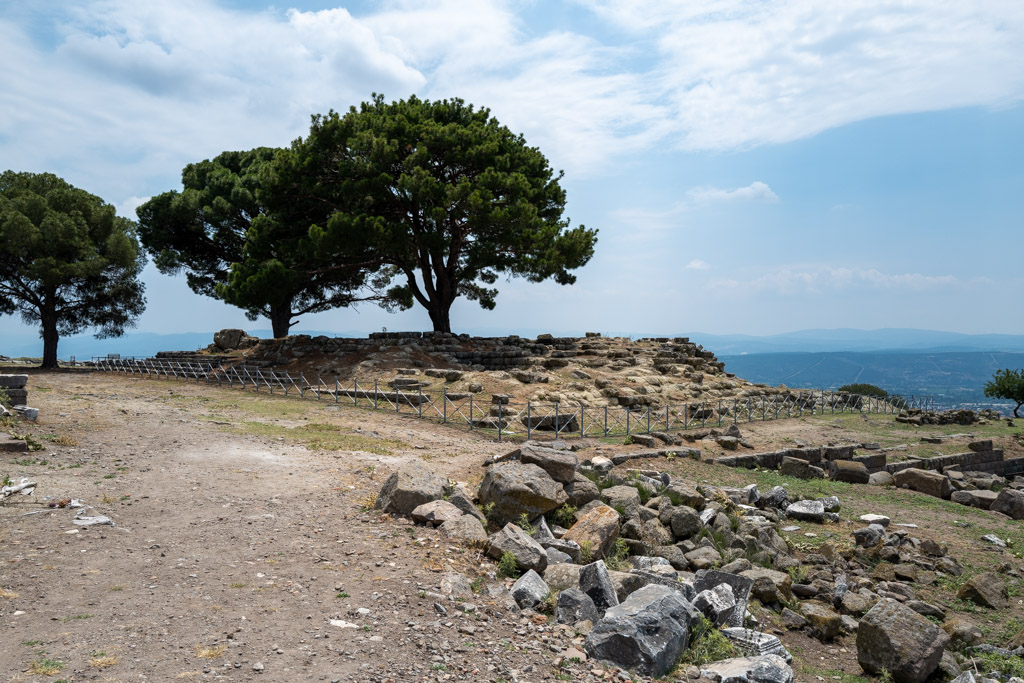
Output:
[
  {"xmin": 497, "ymin": 552, "xmax": 520, "ymax": 578},
  {"xmin": 837, "ymin": 383, "xmax": 888, "ymax": 398}
]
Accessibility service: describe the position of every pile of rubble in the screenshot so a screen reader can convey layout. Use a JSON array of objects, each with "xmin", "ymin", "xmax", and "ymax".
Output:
[
  {"xmin": 375, "ymin": 442, "xmax": 1024, "ymax": 681},
  {"xmin": 897, "ymin": 408, "xmax": 1003, "ymax": 426}
]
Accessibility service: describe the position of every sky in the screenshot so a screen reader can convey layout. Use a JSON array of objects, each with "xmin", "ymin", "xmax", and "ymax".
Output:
[{"xmin": 2, "ymin": 0, "xmax": 1023, "ymax": 344}]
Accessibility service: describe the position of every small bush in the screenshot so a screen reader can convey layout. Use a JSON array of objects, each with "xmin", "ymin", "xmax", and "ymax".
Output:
[
  {"xmin": 553, "ymin": 504, "xmax": 577, "ymax": 528},
  {"xmin": 605, "ymin": 538, "xmax": 631, "ymax": 572},
  {"xmin": 838, "ymin": 383, "xmax": 888, "ymax": 398},
  {"xmin": 579, "ymin": 540, "xmax": 594, "ymax": 565},
  {"xmin": 679, "ymin": 617, "xmax": 735, "ymax": 666},
  {"xmin": 517, "ymin": 512, "xmax": 535, "ymax": 535},
  {"xmin": 497, "ymin": 552, "xmax": 520, "ymax": 578}
]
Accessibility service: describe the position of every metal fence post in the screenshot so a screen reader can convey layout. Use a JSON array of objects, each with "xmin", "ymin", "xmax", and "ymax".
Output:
[
  {"xmin": 733, "ymin": 399, "xmax": 738, "ymax": 424},
  {"xmin": 555, "ymin": 402, "xmax": 559, "ymax": 435},
  {"xmin": 580, "ymin": 404, "xmax": 585, "ymax": 439},
  {"xmin": 626, "ymin": 406, "xmax": 630, "ymax": 436},
  {"xmin": 527, "ymin": 401, "xmax": 532, "ymax": 439},
  {"xmin": 418, "ymin": 385, "xmax": 423, "ymax": 418},
  {"xmin": 469, "ymin": 394, "xmax": 474, "ymax": 431},
  {"xmin": 374, "ymin": 379, "xmax": 379, "ymax": 409},
  {"xmin": 497, "ymin": 401, "xmax": 503, "ymax": 442},
  {"xmin": 443, "ymin": 387, "xmax": 448, "ymax": 424},
  {"xmin": 603, "ymin": 405, "xmax": 608, "ymax": 437}
]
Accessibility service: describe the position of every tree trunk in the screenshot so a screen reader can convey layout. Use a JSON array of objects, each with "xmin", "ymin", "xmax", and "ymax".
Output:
[
  {"xmin": 269, "ymin": 304, "xmax": 293, "ymax": 339},
  {"xmin": 40, "ymin": 309, "xmax": 59, "ymax": 369},
  {"xmin": 427, "ymin": 304, "xmax": 452, "ymax": 334},
  {"xmin": 1015, "ymin": 402, "xmax": 1021, "ymax": 419}
]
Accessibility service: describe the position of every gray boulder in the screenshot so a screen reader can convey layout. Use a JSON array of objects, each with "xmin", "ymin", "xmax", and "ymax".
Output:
[
  {"xmin": 951, "ymin": 490, "xmax": 998, "ymax": 510},
  {"xmin": 376, "ymin": 462, "xmax": 447, "ymax": 515},
  {"xmin": 556, "ymin": 588, "xmax": 599, "ymax": 625},
  {"xmin": 580, "ymin": 559, "xmax": 619, "ymax": 613},
  {"xmin": 439, "ymin": 515, "xmax": 488, "ymax": 544},
  {"xmin": 520, "ymin": 445, "xmax": 578, "ymax": 483},
  {"xmin": 857, "ymin": 598, "xmax": 949, "ymax": 683},
  {"xmin": 990, "ymin": 489, "xmax": 1024, "ymax": 519},
  {"xmin": 852, "ymin": 525, "xmax": 886, "ymax": 547},
  {"xmin": 478, "ymin": 462, "xmax": 567, "ymax": 526},
  {"xmin": 693, "ymin": 583, "xmax": 737, "ymax": 625},
  {"xmin": 601, "ymin": 485, "xmax": 642, "ymax": 520},
  {"xmin": 510, "ymin": 569, "xmax": 549, "ymax": 609},
  {"xmin": 584, "ymin": 584, "xmax": 697, "ymax": 677},
  {"xmin": 487, "ymin": 523, "xmax": 548, "ymax": 574},
  {"xmin": 670, "ymin": 505, "xmax": 702, "ymax": 540},
  {"xmin": 564, "ymin": 472, "xmax": 601, "ymax": 507},
  {"xmin": 411, "ymin": 500, "xmax": 464, "ymax": 526},
  {"xmin": 957, "ymin": 572, "xmax": 1008, "ymax": 609}
]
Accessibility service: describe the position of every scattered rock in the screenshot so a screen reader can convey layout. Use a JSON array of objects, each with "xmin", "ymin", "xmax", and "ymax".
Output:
[
  {"xmin": 375, "ymin": 462, "xmax": 447, "ymax": 515},
  {"xmin": 478, "ymin": 462, "xmax": 568, "ymax": 525},
  {"xmin": 510, "ymin": 569, "xmax": 549, "ymax": 609},
  {"xmin": 584, "ymin": 584, "xmax": 697, "ymax": 677},
  {"xmin": 957, "ymin": 572, "xmax": 1008, "ymax": 609},
  {"xmin": 487, "ymin": 523, "xmax": 548, "ymax": 574},
  {"xmin": 856, "ymin": 598, "xmax": 949, "ymax": 683},
  {"xmin": 410, "ymin": 499, "xmax": 464, "ymax": 526}
]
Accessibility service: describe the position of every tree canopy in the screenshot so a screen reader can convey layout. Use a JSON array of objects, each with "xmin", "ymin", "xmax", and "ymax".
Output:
[
  {"xmin": 136, "ymin": 148, "xmax": 369, "ymax": 338},
  {"xmin": 0, "ymin": 171, "xmax": 146, "ymax": 368},
  {"xmin": 837, "ymin": 383, "xmax": 888, "ymax": 398},
  {"xmin": 984, "ymin": 368, "xmax": 1024, "ymax": 417},
  {"xmin": 275, "ymin": 94, "xmax": 598, "ymax": 333}
]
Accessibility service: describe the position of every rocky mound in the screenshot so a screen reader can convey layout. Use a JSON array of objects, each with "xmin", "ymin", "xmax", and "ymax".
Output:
[{"xmin": 376, "ymin": 441, "xmax": 1024, "ymax": 681}]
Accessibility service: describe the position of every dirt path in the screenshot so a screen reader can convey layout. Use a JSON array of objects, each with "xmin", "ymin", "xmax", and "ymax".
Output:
[{"xmin": 0, "ymin": 373, "xmax": 583, "ymax": 682}]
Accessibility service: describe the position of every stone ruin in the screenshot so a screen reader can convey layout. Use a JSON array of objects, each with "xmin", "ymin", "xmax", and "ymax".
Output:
[
  {"xmin": 375, "ymin": 441, "xmax": 1024, "ymax": 681},
  {"xmin": 0, "ymin": 374, "xmax": 36, "ymax": 421},
  {"xmin": 718, "ymin": 437, "xmax": 1024, "ymax": 520}
]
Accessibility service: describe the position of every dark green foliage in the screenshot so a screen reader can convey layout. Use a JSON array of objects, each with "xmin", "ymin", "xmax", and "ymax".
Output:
[
  {"xmin": 136, "ymin": 148, "xmax": 369, "ymax": 338},
  {"xmin": 837, "ymin": 383, "xmax": 888, "ymax": 398},
  {"xmin": 0, "ymin": 171, "xmax": 145, "ymax": 367},
  {"xmin": 984, "ymin": 368, "xmax": 1024, "ymax": 417},
  {"xmin": 279, "ymin": 94, "xmax": 598, "ymax": 333}
]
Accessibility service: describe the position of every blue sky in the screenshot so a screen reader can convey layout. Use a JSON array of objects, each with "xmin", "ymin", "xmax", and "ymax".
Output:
[{"xmin": 2, "ymin": 0, "xmax": 1023, "ymax": 342}]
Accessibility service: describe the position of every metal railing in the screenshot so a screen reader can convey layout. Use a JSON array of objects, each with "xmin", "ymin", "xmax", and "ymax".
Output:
[{"xmin": 91, "ymin": 357, "xmax": 933, "ymax": 442}]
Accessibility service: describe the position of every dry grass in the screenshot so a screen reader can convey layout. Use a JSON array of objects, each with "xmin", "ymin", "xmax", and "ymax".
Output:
[
  {"xmin": 0, "ymin": 587, "xmax": 19, "ymax": 599},
  {"xmin": 194, "ymin": 644, "xmax": 226, "ymax": 659},
  {"xmin": 357, "ymin": 491, "xmax": 379, "ymax": 512},
  {"xmin": 49, "ymin": 434, "xmax": 80, "ymax": 447},
  {"xmin": 27, "ymin": 659, "xmax": 65, "ymax": 675},
  {"xmin": 89, "ymin": 654, "xmax": 120, "ymax": 669}
]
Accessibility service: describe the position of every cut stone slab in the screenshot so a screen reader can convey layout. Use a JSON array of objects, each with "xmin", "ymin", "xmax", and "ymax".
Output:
[
  {"xmin": 857, "ymin": 598, "xmax": 949, "ymax": 683},
  {"xmin": 951, "ymin": 490, "xmax": 998, "ymax": 510},
  {"xmin": 701, "ymin": 655, "xmax": 794, "ymax": 683},
  {"xmin": 411, "ymin": 500, "xmax": 464, "ymax": 526},
  {"xmin": 893, "ymin": 468, "xmax": 952, "ymax": 500},
  {"xmin": 478, "ymin": 462, "xmax": 568, "ymax": 526},
  {"xmin": 376, "ymin": 462, "xmax": 447, "ymax": 516},
  {"xmin": 859, "ymin": 514, "xmax": 890, "ymax": 527},
  {"xmin": 487, "ymin": 523, "xmax": 548, "ymax": 574},
  {"xmin": 0, "ymin": 374, "xmax": 28, "ymax": 388},
  {"xmin": 990, "ymin": 488, "xmax": 1024, "ymax": 520},
  {"xmin": 830, "ymin": 460, "xmax": 870, "ymax": 484},
  {"xmin": 785, "ymin": 500, "xmax": 825, "ymax": 523},
  {"xmin": 510, "ymin": 569, "xmax": 549, "ymax": 609},
  {"xmin": 563, "ymin": 504, "xmax": 620, "ymax": 560},
  {"xmin": 0, "ymin": 434, "xmax": 29, "ymax": 453},
  {"xmin": 438, "ymin": 515, "xmax": 488, "ymax": 545},
  {"xmin": 722, "ymin": 628, "xmax": 792, "ymax": 661},
  {"xmin": 780, "ymin": 456, "xmax": 824, "ymax": 480},
  {"xmin": 584, "ymin": 584, "xmax": 697, "ymax": 677}
]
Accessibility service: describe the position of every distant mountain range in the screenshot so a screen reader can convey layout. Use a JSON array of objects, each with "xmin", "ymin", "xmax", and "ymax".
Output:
[{"xmin": 3, "ymin": 326, "xmax": 1024, "ymax": 362}]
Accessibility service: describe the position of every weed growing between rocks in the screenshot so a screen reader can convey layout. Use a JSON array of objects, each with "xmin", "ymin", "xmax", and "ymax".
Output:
[
  {"xmin": 678, "ymin": 617, "xmax": 735, "ymax": 667},
  {"xmin": 497, "ymin": 551, "xmax": 520, "ymax": 578}
]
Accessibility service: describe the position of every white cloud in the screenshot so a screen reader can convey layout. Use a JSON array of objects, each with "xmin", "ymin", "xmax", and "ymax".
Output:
[
  {"xmin": 687, "ymin": 181, "xmax": 779, "ymax": 203},
  {"xmin": 579, "ymin": 0, "xmax": 1024, "ymax": 150},
  {"xmin": 116, "ymin": 196, "xmax": 150, "ymax": 220},
  {"xmin": 711, "ymin": 266, "xmax": 968, "ymax": 294},
  {"xmin": 685, "ymin": 259, "xmax": 710, "ymax": 270}
]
